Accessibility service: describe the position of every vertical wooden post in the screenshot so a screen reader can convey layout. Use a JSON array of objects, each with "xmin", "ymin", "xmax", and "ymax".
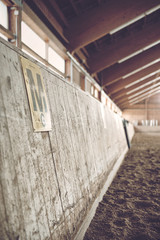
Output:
[
  {"xmin": 98, "ymin": 89, "xmax": 102, "ymax": 102},
  {"xmin": 80, "ymin": 73, "xmax": 85, "ymax": 91},
  {"xmin": 45, "ymin": 40, "xmax": 49, "ymax": 62},
  {"xmin": 9, "ymin": 6, "xmax": 22, "ymax": 48},
  {"xmin": 17, "ymin": 6, "xmax": 22, "ymax": 48},
  {"xmin": 65, "ymin": 59, "xmax": 71, "ymax": 82}
]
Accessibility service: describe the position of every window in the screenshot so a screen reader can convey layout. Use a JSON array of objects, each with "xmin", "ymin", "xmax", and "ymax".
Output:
[
  {"xmin": 94, "ymin": 89, "xmax": 98, "ymax": 98},
  {"xmin": 91, "ymin": 85, "xmax": 94, "ymax": 95},
  {"xmin": 48, "ymin": 46, "xmax": 65, "ymax": 73},
  {"xmin": 0, "ymin": 1, "xmax": 8, "ymax": 40},
  {"xmin": 0, "ymin": 1, "xmax": 8, "ymax": 28},
  {"xmin": 22, "ymin": 21, "xmax": 45, "ymax": 59}
]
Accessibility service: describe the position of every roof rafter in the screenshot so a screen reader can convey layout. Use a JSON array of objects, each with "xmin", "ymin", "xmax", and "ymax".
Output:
[
  {"xmin": 107, "ymin": 61, "xmax": 160, "ymax": 95},
  {"xmin": 65, "ymin": 0, "xmax": 160, "ymax": 52},
  {"xmin": 129, "ymin": 87, "xmax": 160, "ymax": 104},
  {"xmin": 102, "ymin": 43, "xmax": 160, "ymax": 88},
  {"xmin": 115, "ymin": 81, "xmax": 160, "ymax": 105},
  {"xmin": 111, "ymin": 74, "xmax": 160, "ymax": 101},
  {"xmin": 88, "ymin": 18, "xmax": 160, "ymax": 74},
  {"xmin": 47, "ymin": 0, "xmax": 69, "ymax": 28},
  {"xmin": 32, "ymin": 0, "xmax": 68, "ymax": 42},
  {"xmin": 119, "ymin": 87, "xmax": 160, "ymax": 108}
]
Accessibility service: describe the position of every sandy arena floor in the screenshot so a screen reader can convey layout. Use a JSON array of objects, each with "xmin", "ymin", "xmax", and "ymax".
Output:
[{"xmin": 84, "ymin": 133, "xmax": 160, "ymax": 240}]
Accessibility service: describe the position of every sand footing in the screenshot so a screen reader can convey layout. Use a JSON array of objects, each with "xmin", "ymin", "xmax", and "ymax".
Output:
[{"xmin": 84, "ymin": 133, "xmax": 160, "ymax": 240}]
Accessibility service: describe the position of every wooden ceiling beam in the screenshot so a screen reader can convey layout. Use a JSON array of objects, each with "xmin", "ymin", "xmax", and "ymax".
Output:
[
  {"xmin": 111, "ymin": 74, "xmax": 160, "ymax": 101},
  {"xmin": 129, "ymin": 88, "xmax": 160, "ymax": 105},
  {"xmin": 106, "ymin": 61, "xmax": 160, "ymax": 95},
  {"xmin": 66, "ymin": 0, "xmax": 160, "ymax": 52},
  {"xmin": 115, "ymin": 81, "xmax": 160, "ymax": 105},
  {"xmin": 88, "ymin": 18, "xmax": 160, "ymax": 74},
  {"xmin": 123, "ymin": 89, "xmax": 160, "ymax": 107},
  {"xmin": 102, "ymin": 43, "xmax": 160, "ymax": 88},
  {"xmin": 0, "ymin": 24, "xmax": 15, "ymax": 39},
  {"xmin": 69, "ymin": 0, "xmax": 79, "ymax": 15},
  {"xmin": 117, "ymin": 85, "xmax": 160, "ymax": 107},
  {"xmin": 32, "ymin": 0, "xmax": 68, "ymax": 42},
  {"xmin": 47, "ymin": 0, "xmax": 69, "ymax": 28}
]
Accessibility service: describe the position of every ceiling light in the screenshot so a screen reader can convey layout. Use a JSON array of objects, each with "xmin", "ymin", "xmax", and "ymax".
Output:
[
  {"xmin": 126, "ymin": 76, "xmax": 160, "ymax": 94},
  {"xmin": 129, "ymin": 87, "xmax": 160, "ymax": 103},
  {"xmin": 110, "ymin": 14, "xmax": 145, "ymax": 35},
  {"xmin": 122, "ymin": 59, "xmax": 160, "ymax": 79},
  {"xmin": 128, "ymin": 82, "xmax": 160, "ymax": 99},
  {"xmin": 130, "ymin": 89, "xmax": 160, "ymax": 105},
  {"xmin": 110, "ymin": 5, "xmax": 160, "ymax": 35}
]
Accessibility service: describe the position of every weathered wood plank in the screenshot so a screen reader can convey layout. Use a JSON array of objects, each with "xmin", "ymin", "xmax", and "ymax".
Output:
[
  {"xmin": 0, "ymin": 42, "xmax": 27, "ymax": 240},
  {"xmin": 0, "ymin": 39, "xmax": 134, "ymax": 240},
  {"xmin": 46, "ymin": 73, "xmax": 71, "ymax": 240},
  {"xmin": 64, "ymin": 83, "xmax": 90, "ymax": 232}
]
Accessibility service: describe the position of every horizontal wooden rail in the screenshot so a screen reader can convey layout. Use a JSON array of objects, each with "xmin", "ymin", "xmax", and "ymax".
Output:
[{"xmin": 0, "ymin": 24, "xmax": 15, "ymax": 40}]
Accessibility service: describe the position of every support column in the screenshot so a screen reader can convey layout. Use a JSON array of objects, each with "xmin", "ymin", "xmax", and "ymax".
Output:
[
  {"xmin": 65, "ymin": 59, "xmax": 71, "ymax": 82},
  {"xmin": 9, "ymin": 6, "xmax": 22, "ymax": 48},
  {"xmin": 80, "ymin": 73, "xmax": 85, "ymax": 91}
]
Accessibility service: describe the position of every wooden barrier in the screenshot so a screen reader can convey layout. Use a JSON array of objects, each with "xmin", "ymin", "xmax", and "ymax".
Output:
[{"xmin": 0, "ymin": 38, "xmax": 134, "ymax": 240}]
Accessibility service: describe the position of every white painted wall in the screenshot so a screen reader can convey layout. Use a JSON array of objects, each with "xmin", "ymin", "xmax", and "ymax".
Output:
[{"xmin": 0, "ymin": 38, "xmax": 134, "ymax": 240}]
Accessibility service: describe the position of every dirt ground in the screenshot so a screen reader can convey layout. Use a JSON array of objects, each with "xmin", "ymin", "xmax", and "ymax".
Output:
[{"xmin": 84, "ymin": 133, "xmax": 160, "ymax": 240}]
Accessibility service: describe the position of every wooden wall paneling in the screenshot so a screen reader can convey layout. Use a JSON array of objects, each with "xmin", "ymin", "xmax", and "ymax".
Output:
[
  {"xmin": 106, "ymin": 110, "xmax": 119, "ymax": 166},
  {"xmin": 6, "ymin": 46, "xmax": 53, "ymax": 239},
  {"xmin": 0, "ymin": 43, "xmax": 25, "ymax": 240},
  {"xmin": 99, "ymin": 105, "xmax": 110, "ymax": 164},
  {"xmin": 99, "ymin": 104, "xmax": 110, "ymax": 172},
  {"xmin": 41, "ymin": 70, "xmax": 64, "ymax": 240},
  {"xmin": 75, "ymin": 90, "xmax": 92, "ymax": 192},
  {"xmin": 0, "ymin": 39, "xmax": 135, "ymax": 239},
  {"xmin": 76, "ymin": 91, "xmax": 92, "ymax": 188},
  {"xmin": 0, "ymin": 42, "xmax": 39, "ymax": 239},
  {"xmin": 56, "ymin": 80, "xmax": 81, "ymax": 236},
  {"xmin": 84, "ymin": 95, "xmax": 108, "ymax": 191},
  {"xmin": 90, "ymin": 100, "xmax": 105, "ymax": 177},
  {"xmin": 83, "ymin": 96, "xmax": 98, "ymax": 185},
  {"xmin": 95, "ymin": 104, "xmax": 107, "ymax": 175},
  {"xmin": 64, "ymin": 84, "xmax": 90, "ymax": 233},
  {"xmin": 29, "ymin": 67, "xmax": 62, "ymax": 240},
  {"xmin": 76, "ymin": 92, "xmax": 97, "ymax": 195},
  {"xmin": 16, "ymin": 63, "xmax": 53, "ymax": 239},
  {"xmin": 65, "ymin": 85, "xmax": 87, "ymax": 195},
  {"xmin": 46, "ymin": 74, "xmax": 71, "ymax": 239},
  {"xmin": 29, "ymin": 125, "xmax": 58, "ymax": 239},
  {"xmin": 76, "ymin": 91, "xmax": 97, "ymax": 193},
  {"xmin": 0, "ymin": 182, "xmax": 8, "ymax": 239},
  {"xmin": 4, "ymin": 42, "xmax": 63, "ymax": 239},
  {"xmin": 103, "ymin": 107, "xmax": 112, "ymax": 165},
  {"xmin": 47, "ymin": 73, "xmax": 87, "ymax": 238}
]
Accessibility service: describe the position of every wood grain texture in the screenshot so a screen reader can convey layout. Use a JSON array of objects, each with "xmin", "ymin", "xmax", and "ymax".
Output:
[{"xmin": 0, "ymin": 38, "xmax": 134, "ymax": 240}]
